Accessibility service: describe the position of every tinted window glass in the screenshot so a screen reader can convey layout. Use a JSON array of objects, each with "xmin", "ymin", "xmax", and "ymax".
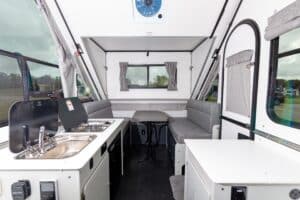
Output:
[
  {"xmin": 273, "ymin": 55, "xmax": 300, "ymax": 124},
  {"xmin": 126, "ymin": 66, "xmax": 169, "ymax": 88},
  {"xmin": 205, "ymin": 75, "xmax": 219, "ymax": 102},
  {"xmin": 27, "ymin": 61, "xmax": 62, "ymax": 98},
  {"xmin": 0, "ymin": 55, "xmax": 23, "ymax": 122},
  {"xmin": 279, "ymin": 28, "xmax": 300, "ymax": 54},
  {"xmin": 126, "ymin": 67, "xmax": 148, "ymax": 88},
  {"xmin": 149, "ymin": 66, "xmax": 169, "ymax": 87},
  {"xmin": 268, "ymin": 28, "xmax": 300, "ymax": 128},
  {"xmin": 0, "ymin": 0, "xmax": 58, "ymax": 64},
  {"xmin": 77, "ymin": 74, "xmax": 93, "ymax": 100}
]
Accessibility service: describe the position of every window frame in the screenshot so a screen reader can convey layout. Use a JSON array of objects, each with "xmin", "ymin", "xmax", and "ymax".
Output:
[
  {"xmin": 0, "ymin": 50, "xmax": 25, "ymax": 127},
  {"xmin": 0, "ymin": 49, "xmax": 60, "ymax": 127},
  {"xmin": 127, "ymin": 64, "xmax": 170, "ymax": 89},
  {"xmin": 267, "ymin": 35, "xmax": 300, "ymax": 129}
]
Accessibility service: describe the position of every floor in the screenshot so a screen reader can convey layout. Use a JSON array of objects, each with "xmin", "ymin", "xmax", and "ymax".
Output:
[{"xmin": 114, "ymin": 145, "xmax": 174, "ymax": 200}]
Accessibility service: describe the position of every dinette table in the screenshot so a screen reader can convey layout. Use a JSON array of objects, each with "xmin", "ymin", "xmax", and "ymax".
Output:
[{"xmin": 132, "ymin": 110, "xmax": 169, "ymax": 161}]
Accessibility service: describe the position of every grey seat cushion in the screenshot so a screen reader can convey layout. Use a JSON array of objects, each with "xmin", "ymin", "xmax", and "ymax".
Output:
[
  {"xmin": 169, "ymin": 118, "xmax": 212, "ymax": 144},
  {"xmin": 170, "ymin": 175, "xmax": 184, "ymax": 200},
  {"xmin": 187, "ymin": 100, "xmax": 220, "ymax": 133},
  {"xmin": 83, "ymin": 100, "xmax": 131, "ymax": 133},
  {"xmin": 83, "ymin": 100, "xmax": 113, "ymax": 118}
]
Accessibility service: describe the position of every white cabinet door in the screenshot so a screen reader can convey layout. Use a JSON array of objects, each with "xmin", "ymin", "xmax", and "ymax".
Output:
[
  {"xmin": 84, "ymin": 153, "xmax": 110, "ymax": 200},
  {"xmin": 185, "ymin": 162, "xmax": 210, "ymax": 200}
]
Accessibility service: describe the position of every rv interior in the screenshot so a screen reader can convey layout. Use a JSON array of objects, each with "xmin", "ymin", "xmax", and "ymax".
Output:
[{"xmin": 0, "ymin": 0, "xmax": 300, "ymax": 200}]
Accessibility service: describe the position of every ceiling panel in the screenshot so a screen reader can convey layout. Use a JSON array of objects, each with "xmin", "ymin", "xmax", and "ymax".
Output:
[{"xmin": 91, "ymin": 37, "xmax": 206, "ymax": 51}]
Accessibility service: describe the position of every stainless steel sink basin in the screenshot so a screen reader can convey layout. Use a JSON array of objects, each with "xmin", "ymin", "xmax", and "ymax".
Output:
[{"xmin": 16, "ymin": 134, "xmax": 96, "ymax": 159}]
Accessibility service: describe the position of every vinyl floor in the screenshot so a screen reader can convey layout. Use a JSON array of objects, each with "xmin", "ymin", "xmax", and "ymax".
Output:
[{"xmin": 113, "ymin": 145, "xmax": 174, "ymax": 200}]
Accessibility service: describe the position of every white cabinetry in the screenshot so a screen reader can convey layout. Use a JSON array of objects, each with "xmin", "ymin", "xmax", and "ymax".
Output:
[
  {"xmin": 184, "ymin": 140, "xmax": 300, "ymax": 200},
  {"xmin": 184, "ymin": 160, "xmax": 210, "ymax": 200},
  {"xmin": 83, "ymin": 152, "xmax": 110, "ymax": 200}
]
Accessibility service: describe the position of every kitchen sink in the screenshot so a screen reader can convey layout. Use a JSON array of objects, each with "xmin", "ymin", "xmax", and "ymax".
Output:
[{"xmin": 16, "ymin": 134, "xmax": 96, "ymax": 159}]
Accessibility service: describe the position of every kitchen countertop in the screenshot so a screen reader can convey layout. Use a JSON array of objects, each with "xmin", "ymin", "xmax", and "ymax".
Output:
[
  {"xmin": 0, "ymin": 118, "xmax": 124, "ymax": 171},
  {"xmin": 185, "ymin": 140, "xmax": 300, "ymax": 185}
]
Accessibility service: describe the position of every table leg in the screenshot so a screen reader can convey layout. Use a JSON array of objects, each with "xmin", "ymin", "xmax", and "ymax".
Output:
[{"xmin": 139, "ymin": 122, "xmax": 154, "ymax": 162}]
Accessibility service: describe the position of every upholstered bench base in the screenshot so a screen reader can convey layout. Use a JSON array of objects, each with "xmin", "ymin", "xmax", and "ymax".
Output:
[{"xmin": 170, "ymin": 175, "xmax": 184, "ymax": 200}]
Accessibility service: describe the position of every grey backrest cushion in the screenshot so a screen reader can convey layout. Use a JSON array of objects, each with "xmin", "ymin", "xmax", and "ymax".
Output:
[
  {"xmin": 187, "ymin": 100, "xmax": 220, "ymax": 133},
  {"xmin": 83, "ymin": 100, "xmax": 113, "ymax": 118}
]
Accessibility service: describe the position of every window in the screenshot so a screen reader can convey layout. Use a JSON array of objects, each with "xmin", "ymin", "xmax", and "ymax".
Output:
[
  {"xmin": 126, "ymin": 65, "xmax": 169, "ymax": 88},
  {"xmin": 205, "ymin": 75, "xmax": 219, "ymax": 102},
  {"xmin": 268, "ymin": 28, "xmax": 300, "ymax": 128},
  {"xmin": 0, "ymin": 1, "xmax": 60, "ymax": 127},
  {"xmin": 0, "ymin": 50, "xmax": 62, "ymax": 126},
  {"xmin": 0, "ymin": 54, "xmax": 23, "ymax": 124},
  {"xmin": 27, "ymin": 61, "xmax": 62, "ymax": 98},
  {"xmin": 76, "ymin": 74, "xmax": 93, "ymax": 101},
  {"xmin": 0, "ymin": 0, "xmax": 58, "ymax": 64}
]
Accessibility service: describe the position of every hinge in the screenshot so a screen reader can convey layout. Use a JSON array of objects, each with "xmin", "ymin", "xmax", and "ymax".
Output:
[
  {"xmin": 212, "ymin": 49, "xmax": 220, "ymax": 59},
  {"xmin": 76, "ymin": 43, "xmax": 84, "ymax": 55}
]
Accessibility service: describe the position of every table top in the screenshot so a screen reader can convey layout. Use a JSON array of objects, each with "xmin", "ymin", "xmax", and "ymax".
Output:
[{"xmin": 132, "ymin": 111, "xmax": 169, "ymax": 122}]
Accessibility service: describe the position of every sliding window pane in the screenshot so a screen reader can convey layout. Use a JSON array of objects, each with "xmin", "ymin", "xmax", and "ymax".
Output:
[
  {"xmin": 77, "ymin": 74, "xmax": 93, "ymax": 100},
  {"xmin": 149, "ymin": 67, "xmax": 169, "ymax": 88},
  {"xmin": 279, "ymin": 28, "xmax": 300, "ymax": 53},
  {"xmin": 126, "ymin": 67, "xmax": 147, "ymax": 88},
  {"xmin": 272, "ymin": 54, "xmax": 300, "ymax": 124},
  {"xmin": 27, "ymin": 61, "xmax": 62, "ymax": 98},
  {"xmin": 0, "ymin": 0, "xmax": 58, "ymax": 64},
  {"xmin": 0, "ymin": 55, "xmax": 23, "ymax": 122},
  {"xmin": 205, "ymin": 76, "xmax": 219, "ymax": 102}
]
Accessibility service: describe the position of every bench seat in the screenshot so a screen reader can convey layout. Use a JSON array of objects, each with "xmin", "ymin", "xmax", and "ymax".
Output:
[
  {"xmin": 169, "ymin": 118, "xmax": 212, "ymax": 144},
  {"xmin": 168, "ymin": 100, "xmax": 220, "ymax": 175},
  {"xmin": 169, "ymin": 100, "xmax": 220, "ymax": 144},
  {"xmin": 83, "ymin": 100, "xmax": 130, "ymax": 130},
  {"xmin": 83, "ymin": 100, "xmax": 114, "ymax": 118},
  {"xmin": 170, "ymin": 175, "xmax": 184, "ymax": 200}
]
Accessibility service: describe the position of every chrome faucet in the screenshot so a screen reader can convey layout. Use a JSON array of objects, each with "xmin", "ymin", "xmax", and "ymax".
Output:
[{"xmin": 38, "ymin": 126, "xmax": 46, "ymax": 154}]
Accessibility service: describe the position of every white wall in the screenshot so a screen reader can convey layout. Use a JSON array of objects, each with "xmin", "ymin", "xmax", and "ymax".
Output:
[
  {"xmin": 54, "ymin": 0, "xmax": 226, "ymax": 37},
  {"xmin": 0, "ymin": 127, "xmax": 8, "ymax": 144},
  {"xmin": 44, "ymin": 0, "xmax": 106, "ymax": 99},
  {"xmin": 218, "ymin": 0, "xmax": 300, "ymax": 145},
  {"xmin": 46, "ymin": 0, "xmax": 300, "ymax": 146},
  {"xmin": 82, "ymin": 38, "xmax": 107, "ymax": 95},
  {"xmin": 46, "ymin": 0, "xmax": 239, "ymax": 101},
  {"xmin": 221, "ymin": 120, "xmax": 250, "ymax": 139},
  {"xmin": 191, "ymin": 38, "xmax": 215, "ymax": 92},
  {"xmin": 190, "ymin": 1, "xmax": 243, "ymax": 100},
  {"xmin": 45, "ymin": 0, "xmax": 243, "ymax": 101},
  {"xmin": 106, "ymin": 52, "xmax": 191, "ymax": 99}
]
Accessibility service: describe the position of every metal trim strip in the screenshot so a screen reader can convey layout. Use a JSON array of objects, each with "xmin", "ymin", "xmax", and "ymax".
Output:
[{"xmin": 254, "ymin": 130, "xmax": 300, "ymax": 152}]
